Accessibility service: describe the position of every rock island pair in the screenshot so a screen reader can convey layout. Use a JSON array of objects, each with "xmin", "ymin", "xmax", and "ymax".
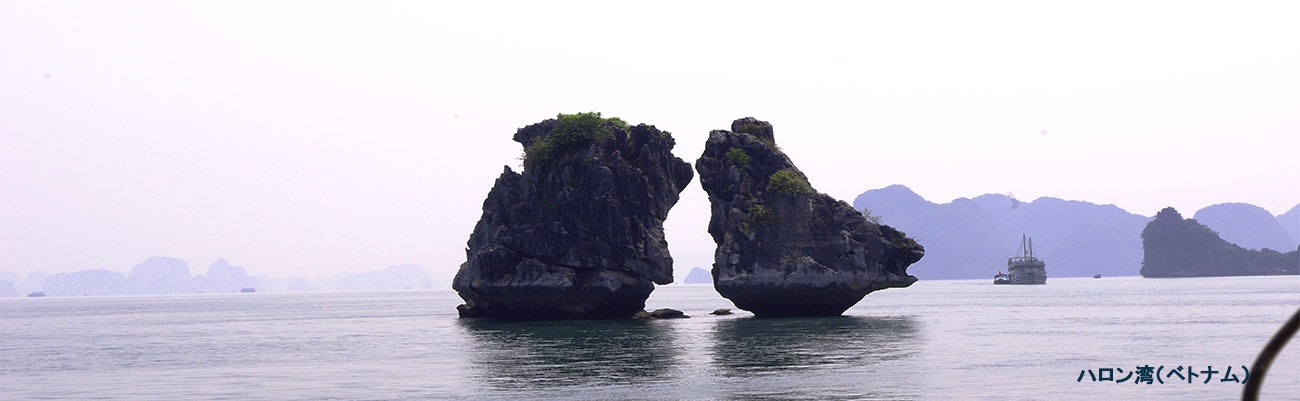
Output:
[{"xmin": 452, "ymin": 114, "xmax": 924, "ymax": 319}]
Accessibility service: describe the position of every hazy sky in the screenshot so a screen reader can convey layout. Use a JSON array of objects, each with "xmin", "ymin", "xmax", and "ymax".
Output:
[{"xmin": 3, "ymin": 2, "xmax": 1298, "ymax": 282}]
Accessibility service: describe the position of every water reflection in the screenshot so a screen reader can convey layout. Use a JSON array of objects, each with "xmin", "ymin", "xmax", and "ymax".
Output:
[
  {"xmin": 709, "ymin": 315, "xmax": 920, "ymax": 376},
  {"xmin": 458, "ymin": 319, "xmax": 681, "ymax": 391}
]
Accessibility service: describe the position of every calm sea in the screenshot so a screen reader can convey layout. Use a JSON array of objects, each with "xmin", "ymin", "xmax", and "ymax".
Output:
[{"xmin": 3, "ymin": 276, "xmax": 1299, "ymax": 400}]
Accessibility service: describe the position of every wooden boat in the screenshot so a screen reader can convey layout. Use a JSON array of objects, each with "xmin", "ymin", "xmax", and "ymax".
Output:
[{"xmin": 994, "ymin": 235, "xmax": 1047, "ymax": 285}]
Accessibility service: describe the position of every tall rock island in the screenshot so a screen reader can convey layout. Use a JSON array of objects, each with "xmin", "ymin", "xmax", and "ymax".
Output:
[
  {"xmin": 453, "ymin": 113, "xmax": 694, "ymax": 319},
  {"xmin": 1141, "ymin": 207, "xmax": 1299, "ymax": 277},
  {"xmin": 696, "ymin": 117, "xmax": 924, "ymax": 317}
]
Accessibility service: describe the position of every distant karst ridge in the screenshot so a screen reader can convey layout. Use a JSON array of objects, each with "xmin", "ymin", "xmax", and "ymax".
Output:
[
  {"xmin": 1, "ymin": 258, "xmax": 436, "ymax": 297},
  {"xmin": 855, "ymin": 185, "xmax": 1300, "ymax": 279},
  {"xmin": 853, "ymin": 184, "xmax": 1151, "ymax": 279},
  {"xmin": 1193, "ymin": 203, "xmax": 1296, "ymax": 252}
]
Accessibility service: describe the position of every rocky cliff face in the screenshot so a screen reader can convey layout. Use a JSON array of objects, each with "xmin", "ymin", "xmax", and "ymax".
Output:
[
  {"xmin": 695, "ymin": 118, "xmax": 923, "ymax": 317},
  {"xmin": 453, "ymin": 113, "xmax": 694, "ymax": 319},
  {"xmin": 1141, "ymin": 207, "xmax": 1299, "ymax": 277}
]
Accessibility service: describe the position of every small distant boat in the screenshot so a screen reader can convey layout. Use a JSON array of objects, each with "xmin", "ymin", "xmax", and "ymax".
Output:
[
  {"xmin": 1093, "ymin": 274, "xmax": 1102, "ymax": 279},
  {"xmin": 27, "ymin": 291, "xmax": 45, "ymax": 297},
  {"xmin": 994, "ymin": 235, "xmax": 1047, "ymax": 285},
  {"xmin": 240, "ymin": 288, "xmax": 256, "ymax": 293}
]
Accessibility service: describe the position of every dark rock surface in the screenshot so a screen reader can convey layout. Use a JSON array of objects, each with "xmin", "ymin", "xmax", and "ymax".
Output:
[
  {"xmin": 631, "ymin": 307, "xmax": 686, "ymax": 318},
  {"xmin": 632, "ymin": 308, "xmax": 688, "ymax": 319},
  {"xmin": 453, "ymin": 114, "xmax": 694, "ymax": 319},
  {"xmin": 1141, "ymin": 207, "xmax": 1299, "ymax": 277},
  {"xmin": 650, "ymin": 308, "xmax": 688, "ymax": 319},
  {"xmin": 695, "ymin": 117, "xmax": 924, "ymax": 317}
]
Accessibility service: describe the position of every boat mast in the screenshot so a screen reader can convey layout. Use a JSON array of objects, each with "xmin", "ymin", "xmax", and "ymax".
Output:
[{"xmin": 1020, "ymin": 234, "xmax": 1028, "ymax": 257}]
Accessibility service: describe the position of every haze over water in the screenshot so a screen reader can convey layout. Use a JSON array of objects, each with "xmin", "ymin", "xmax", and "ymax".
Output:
[{"xmin": 4, "ymin": 3, "xmax": 1298, "ymax": 283}]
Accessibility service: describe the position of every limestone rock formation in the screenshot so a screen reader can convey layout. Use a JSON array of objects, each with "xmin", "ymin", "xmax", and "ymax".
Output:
[
  {"xmin": 682, "ymin": 266, "xmax": 712, "ymax": 284},
  {"xmin": 633, "ymin": 308, "xmax": 689, "ymax": 319},
  {"xmin": 696, "ymin": 117, "xmax": 924, "ymax": 317},
  {"xmin": 1140, "ymin": 207, "xmax": 1299, "ymax": 277},
  {"xmin": 453, "ymin": 113, "xmax": 694, "ymax": 319},
  {"xmin": 194, "ymin": 258, "xmax": 258, "ymax": 293},
  {"xmin": 129, "ymin": 257, "xmax": 193, "ymax": 294}
]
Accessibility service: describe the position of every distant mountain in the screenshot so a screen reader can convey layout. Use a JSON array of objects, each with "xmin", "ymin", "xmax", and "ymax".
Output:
[
  {"xmin": 1193, "ymin": 203, "xmax": 1294, "ymax": 252},
  {"xmin": 683, "ymin": 267, "xmax": 711, "ymax": 284},
  {"xmin": 0, "ymin": 280, "xmax": 17, "ymax": 297},
  {"xmin": 43, "ymin": 269, "xmax": 132, "ymax": 296},
  {"xmin": 1277, "ymin": 204, "xmax": 1300, "ymax": 250},
  {"xmin": 130, "ymin": 257, "xmax": 194, "ymax": 294},
  {"xmin": 8, "ymin": 257, "xmax": 434, "ymax": 296},
  {"xmin": 335, "ymin": 264, "xmax": 435, "ymax": 291},
  {"xmin": 1141, "ymin": 207, "xmax": 1298, "ymax": 277},
  {"xmin": 0, "ymin": 272, "xmax": 21, "ymax": 297},
  {"xmin": 194, "ymin": 258, "xmax": 267, "ymax": 293},
  {"xmin": 854, "ymin": 185, "xmax": 1149, "ymax": 279},
  {"xmin": 0, "ymin": 271, "xmax": 47, "ymax": 297}
]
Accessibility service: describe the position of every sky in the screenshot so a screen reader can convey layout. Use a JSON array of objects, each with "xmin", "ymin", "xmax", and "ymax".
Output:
[{"xmin": 2, "ymin": 1, "xmax": 1298, "ymax": 282}]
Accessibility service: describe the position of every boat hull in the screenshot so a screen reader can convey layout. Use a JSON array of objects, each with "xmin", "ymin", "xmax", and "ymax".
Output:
[
  {"xmin": 1005, "ymin": 258, "xmax": 1047, "ymax": 285},
  {"xmin": 1007, "ymin": 272, "xmax": 1046, "ymax": 285}
]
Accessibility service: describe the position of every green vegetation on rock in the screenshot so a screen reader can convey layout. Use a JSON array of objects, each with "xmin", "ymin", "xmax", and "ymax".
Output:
[
  {"xmin": 748, "ymin": 204, "xmax": 780, "ymax": 225},
  {"xmin": 767, "ymin": 169, "xmax": 812, "ymax": 195},
  {"xmin": 860, "ymin": 207, "xmax": 883, "ymax": 224},
  {"xmin": 736, "ymin": 121, "xmax": 765, "ymax": 135},
  {"xmin": 735, "ymin": 121, "xmax": 776, "ymax": 148},
  {"xmin": 523, "ymin": 112, "xmax": 625, "ymax": 169},
  {"xmin": 725, "ymin": 147, "xmax": 751, "ymax": 166}
]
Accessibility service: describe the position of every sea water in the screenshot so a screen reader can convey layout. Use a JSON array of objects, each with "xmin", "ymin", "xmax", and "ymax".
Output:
[{"xmin": 2, "ymin": 276, "xmax": 1299, "ymax": 400}]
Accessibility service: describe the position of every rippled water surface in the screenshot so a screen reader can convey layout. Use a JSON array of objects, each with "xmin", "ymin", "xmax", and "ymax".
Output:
[{"xmin": 3, "ymin": 276, "xmax": 1300, "ymax": 400}]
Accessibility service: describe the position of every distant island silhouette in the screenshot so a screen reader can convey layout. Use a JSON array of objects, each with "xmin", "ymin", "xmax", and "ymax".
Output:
[
  {"xmin": 682, "ymin": 267, "xmax": 711, "ymax": 284},
  {"xmin": 0, "ymin": 258, "xmax": 436, "ymax": 297}
]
